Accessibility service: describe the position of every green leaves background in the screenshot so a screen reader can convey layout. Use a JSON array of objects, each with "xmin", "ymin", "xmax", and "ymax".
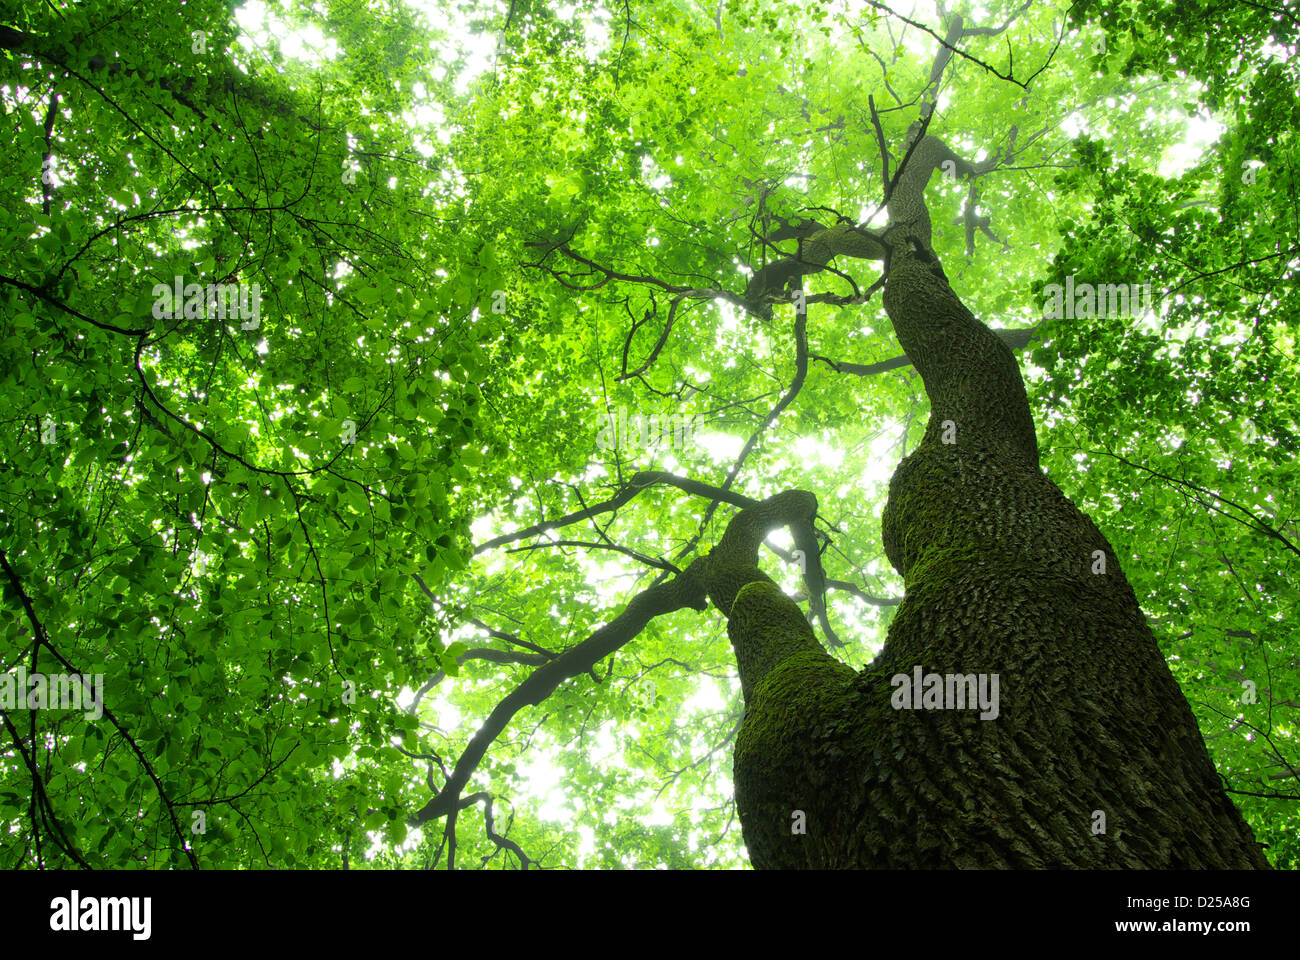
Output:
[{"xmin": 0, "ymin": 0, "xmax": 1295, "ymax": 868}]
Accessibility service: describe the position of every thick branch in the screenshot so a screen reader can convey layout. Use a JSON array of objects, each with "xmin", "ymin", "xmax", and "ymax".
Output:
[{"xmin": 410, "ymin": 569, "xmax": 708, "ymax": 826}]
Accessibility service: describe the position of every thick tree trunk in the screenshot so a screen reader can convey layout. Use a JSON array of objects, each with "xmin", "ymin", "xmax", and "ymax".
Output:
[{"xmin": 695, "ymin": 135, "xmax": 1270, "ymax": 869}]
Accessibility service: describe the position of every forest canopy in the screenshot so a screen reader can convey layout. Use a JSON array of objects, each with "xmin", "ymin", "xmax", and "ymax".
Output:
[{"xmin": 0, "ymin": 0, "xmax": 1297, "ymax": 869}]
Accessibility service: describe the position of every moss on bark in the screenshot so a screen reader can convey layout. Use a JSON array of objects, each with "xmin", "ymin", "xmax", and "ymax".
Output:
[{"xmin": 696, "ymin": 133, "xmax": 1270, "ymax": 868}]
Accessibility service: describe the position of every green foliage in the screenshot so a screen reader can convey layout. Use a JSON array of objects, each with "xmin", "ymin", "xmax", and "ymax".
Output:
[
  {"xmin": 1, "ymin": 0, "xmax": 1295, "ymax": 868},
  {"xmin": 0, "ymin": 0, "xmax": 488, "ymax": 868}
]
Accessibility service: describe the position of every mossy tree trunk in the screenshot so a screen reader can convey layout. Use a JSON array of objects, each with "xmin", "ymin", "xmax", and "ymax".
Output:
[{"xmin": 690, "ymin": 133, "xmax": 1271, "ymax": 869}]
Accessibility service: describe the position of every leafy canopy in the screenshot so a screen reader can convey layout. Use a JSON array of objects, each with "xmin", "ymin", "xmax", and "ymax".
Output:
[{"xmin": 0, "ymin": 0, "xmax": 1296, "ymax": 868}]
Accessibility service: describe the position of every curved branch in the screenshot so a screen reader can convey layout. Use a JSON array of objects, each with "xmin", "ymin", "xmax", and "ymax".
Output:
[
  {"xmin": 0, "ymin": 711, "xmax": 92, "ymax": 868},
  {"xmin": 507, "ymin": 538, "xmax": 682, "ymax": 575},
  {"xmin": 474, "ymin": 471, "xmax": 757, "ymax": 555},
  {"xmin": 864, "ymin": 1, "xmax": 1036, "ymax": 89},
  {"xmin": 461, "ymin": 792, "xmax": 540, "ymax": 869},
  {"xmin": 1089, "ymin": 447, "xmax": 1300, "ymax": 561},
  {"xmin": 619, "ymin": 291, "xmax": 692, "ymax": 381},
  {"xmin": 0, "ymin": 549, "xmax": 200, "ymax": 868},
  {"xmin": 410, "ymin": 568, "xmax": 709, "ymax": 826},
  {"xmin": 0, "ymin": 275, "xmax": 151, "ymax": 336}
]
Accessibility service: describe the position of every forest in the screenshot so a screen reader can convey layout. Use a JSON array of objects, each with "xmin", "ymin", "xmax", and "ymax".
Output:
[{"xmin": 0, "ymin": 0, "xmax": 1297, "ymax": 870}]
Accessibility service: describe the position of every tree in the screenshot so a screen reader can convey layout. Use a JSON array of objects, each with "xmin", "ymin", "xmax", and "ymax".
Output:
[{"xmin": 1, "ymin": 0, "xmax": 1295, "ymax": 869}]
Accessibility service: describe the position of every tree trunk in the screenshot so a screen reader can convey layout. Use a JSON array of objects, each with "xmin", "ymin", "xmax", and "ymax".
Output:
[{"xmin": 693, "ymin": 134, "xmax": 1271, "ymax": 869}]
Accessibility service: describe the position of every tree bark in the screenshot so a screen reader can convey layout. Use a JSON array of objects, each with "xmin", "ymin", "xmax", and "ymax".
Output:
[{"xmin": 694, "ymin": 133, "xmax": 1271, "ymax": 869}]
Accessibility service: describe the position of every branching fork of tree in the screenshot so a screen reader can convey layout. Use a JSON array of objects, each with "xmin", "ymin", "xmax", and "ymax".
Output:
[{"xmin": 409, "ymin": 4, "xmax": 1273, "ymax": 868}]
